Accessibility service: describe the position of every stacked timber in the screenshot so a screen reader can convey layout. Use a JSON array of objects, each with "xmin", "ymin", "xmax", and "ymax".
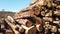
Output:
[{"xmin": 0, "ymin": 0, "xmax": 60, "ymax": 34}]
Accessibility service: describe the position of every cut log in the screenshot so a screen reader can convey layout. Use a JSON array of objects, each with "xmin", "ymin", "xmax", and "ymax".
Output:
[{"xmin": 5, "ymin": 19, "xmax": 20, "ymax": 34}]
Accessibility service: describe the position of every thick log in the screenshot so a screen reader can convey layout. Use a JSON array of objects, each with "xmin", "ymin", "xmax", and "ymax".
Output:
[{"xmin": 5, "ymin": 19, "xmax": 20, "ymax": 34}]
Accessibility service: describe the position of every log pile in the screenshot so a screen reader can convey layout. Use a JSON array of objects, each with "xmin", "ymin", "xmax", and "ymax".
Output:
[{"xmin": 0, "ymin": 0, "xmax": 60, "ymax": 34}]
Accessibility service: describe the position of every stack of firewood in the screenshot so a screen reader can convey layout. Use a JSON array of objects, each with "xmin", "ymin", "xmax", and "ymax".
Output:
[{"xmin": 0, "ymin": 0, "xmax": 60, "ymax": 34}]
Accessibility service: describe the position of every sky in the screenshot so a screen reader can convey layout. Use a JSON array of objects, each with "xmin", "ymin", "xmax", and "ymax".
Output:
[{"xmin": 0, "ymin": 0, "xmax": 33, "ymax": 12}]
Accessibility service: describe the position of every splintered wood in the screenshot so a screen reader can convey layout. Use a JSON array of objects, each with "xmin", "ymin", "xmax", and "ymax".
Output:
[{"xmin": 0, "ymin": 0, "xmax": 60, "ymax": 34}]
